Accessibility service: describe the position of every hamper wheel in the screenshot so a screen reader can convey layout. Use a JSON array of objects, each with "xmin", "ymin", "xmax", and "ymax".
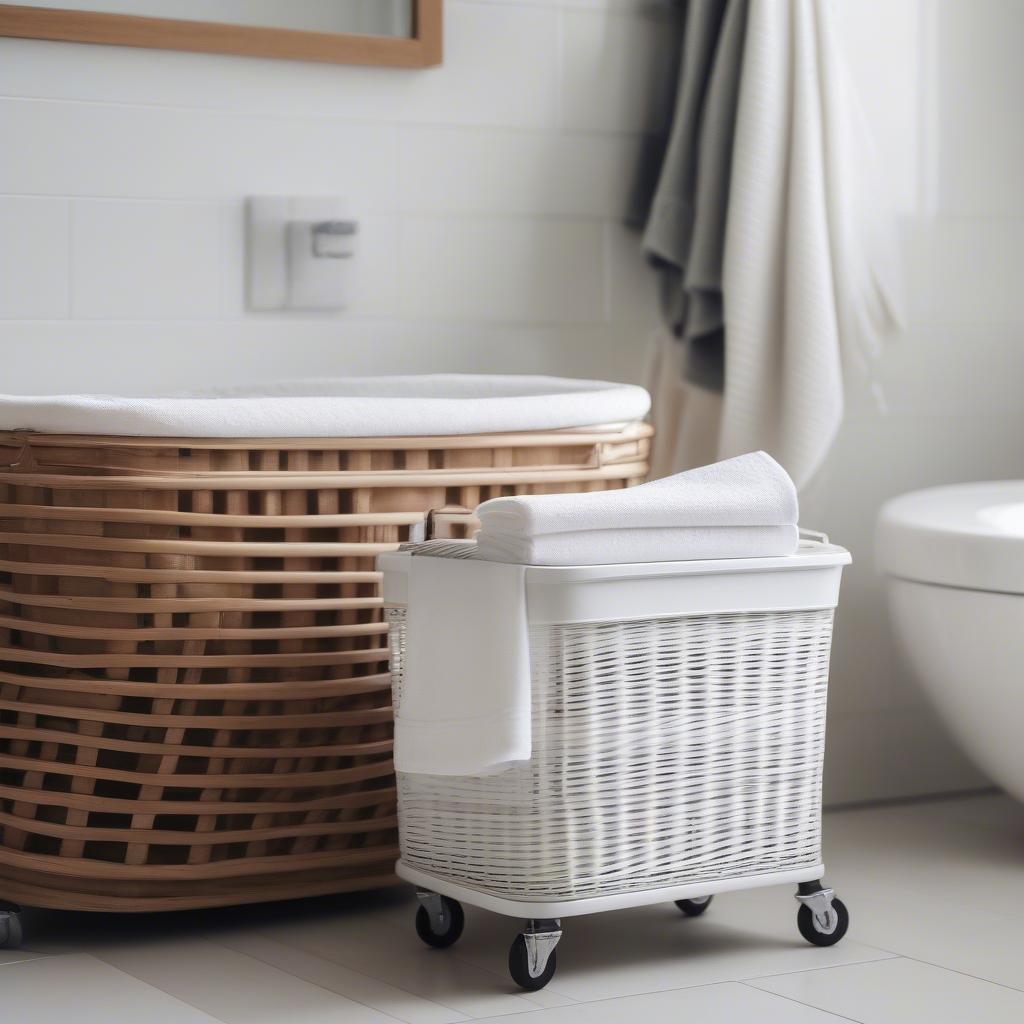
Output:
[
  {"xmin": 674, "ymin": 896, "xmax": 713, "ymax": 916},
  {"xmin": 508, "ymin": 934, "xmax": 557, "ymax": 991},
  {"xmin": 797, "ymin": 897, "xmax": 849, "ymax": 947},
  {"xmin": 415, "ymin": 897, "xmax": 464, "ymax": 949},
  {"xmin": 0, "ymin": 912, "xmax": 23, "ymax": 950}
]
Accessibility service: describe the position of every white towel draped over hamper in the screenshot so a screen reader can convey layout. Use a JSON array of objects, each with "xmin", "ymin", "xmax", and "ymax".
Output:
[{"xmin": 397, "ymin": 555, "xmax": 530, "ymax": 776}]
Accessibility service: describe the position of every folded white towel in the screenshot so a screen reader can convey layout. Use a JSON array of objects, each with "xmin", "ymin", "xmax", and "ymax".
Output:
[
  {"xmin": 476, "ymin": 451, "xmax": 797, "ymax": 539},
  {"xmin": 476, "ymin": 524, "xmax": 798, "ymax": 566},
  {"xmin": 394, "ymin": 555, "xmax": 531, "ymax": 776},
  {"xmin": 475, "ymin": 452, "xmax": 798, "ymax": 565}
]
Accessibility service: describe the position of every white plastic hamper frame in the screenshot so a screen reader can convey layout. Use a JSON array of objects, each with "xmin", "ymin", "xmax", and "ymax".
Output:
[{"xmin": 381, "ymin": 543, "xmax": 850, "ymax": 920}]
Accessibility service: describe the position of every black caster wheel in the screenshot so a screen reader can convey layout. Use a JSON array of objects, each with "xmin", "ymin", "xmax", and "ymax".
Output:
[
  {"xmin": 675, "ymin": 896, "xmax": 713, "ymax": 916},
  {"xmin": 797, "ymin": 896, "xmax": 849, "ymax": 947},
  {"xmin": 0, "ymin": 911, "xmax": 23, "ymax": 950},
  {"xmin": 415, "ymin": 896, "xmax": 464, "ymax": 949},
  {"xmin": 508, "ymin": 934, "xmax": 557, "ymax": 992}
]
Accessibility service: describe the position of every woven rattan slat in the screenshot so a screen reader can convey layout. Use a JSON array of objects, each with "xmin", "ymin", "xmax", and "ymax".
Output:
[
  {"xmin": 0, "ymin": 871, "xmax": 395, "ymax": 912},
  {"xmin": 0, "ymin": 669, "xmax": 390, "ymax": 699},
  {"xmin": 0, "ymin": 647, "xmax": 388, "ymax": 668},
  {"xmin": 0, "ymin": 724, "xmax": 392, "ymax": 760},
  {"xmin": 0, "ymin": 811, "xmax": 399, "ymax": 847},
  {"xmin": 0, "ymin": 589, "xmax": 388, "ymax": 614},
  {"xmin": 0, "ymin": 698, "xmax": 392, "ymax": 730},
  {"xmin": 0, "ymin": 560, "xmax": 381, "ymax": 583},
  {"xmin": 0, "ymin": 503, "xmax": 425, "ymax": 528},
  {"xmin": 1, "ymin": 424, "xmax": 651, "ymax": 450},
  {"xmin": 0, "ymin": 532, "xmax": 403, "ymax": 558},
  {"xmin": 0, "ymin": 783, "xmax": 397, "ymax": 816},
  {"xmin": 0, "ymin": 615, "xmax": 385, "ymax": 642},
  {"xmin": 0, "ymin": 845, "xmax": 401, "ymax": 882},
  {"xmin": 0, "ymin": 462, "xmax": 648, "ymax": 490},
  {"xmin": 0, "ymin": 752, "xmax": 394, "ymax": 788}
]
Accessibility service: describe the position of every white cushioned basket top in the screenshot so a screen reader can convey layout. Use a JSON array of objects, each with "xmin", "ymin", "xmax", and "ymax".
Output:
[{"xmin": 0, "ymin": 374, "xmax": 651, "ymax": 438}]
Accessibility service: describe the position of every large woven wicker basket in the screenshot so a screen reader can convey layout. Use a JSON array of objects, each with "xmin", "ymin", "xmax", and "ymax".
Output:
[{"xmin": 0, "ymin": 424, "xmax": 650, "ymax": 911}]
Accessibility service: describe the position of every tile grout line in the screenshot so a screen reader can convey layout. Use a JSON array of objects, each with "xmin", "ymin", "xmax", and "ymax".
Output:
[
  {"xmin": 204, "ymin": 931, "xmax": 418, "ymax": 1024},
  {"xmin": 455, "ymin": 977, "xmax": 874, "ymax": 1023},
  {"xmin": 835, "ymin": 942, "xmax": 1024, "ymax": 998},
  {"xmin": 64, "ymin": 197, "xmax": 73, "ymax": 318},
  {"xmin": 738, "ymin": 950, "xmax": 900, "ymax": 984},
  {"xmin": 0, "ymin": 92, "xmax": 652, "ymax": 143},
  {"xmin": 0, "ymin": 955, "xmax": 49, "ymax": 968},
  {"xmin": 60, "ymin": 953, "xmax": 232, "ymax": 1024},
  {"xmin": 737, "ymin": 979, "xmax": 867, "ymax": 1024},
  {"xmin": 239, "ymin": 926, "xmax": 476, "ymax": 1023}
]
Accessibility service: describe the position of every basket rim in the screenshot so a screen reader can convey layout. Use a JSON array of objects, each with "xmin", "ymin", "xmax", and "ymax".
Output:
[{"xmin": 0, "ymin": 421, "xmax": 653, "ymax": 450}]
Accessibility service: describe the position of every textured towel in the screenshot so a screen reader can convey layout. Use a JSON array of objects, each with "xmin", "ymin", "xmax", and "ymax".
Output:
[
  {"xmin": 719, "ymin": 0, "xmax": 903, "ymax": 488},
  {"xmin": 476, "ymin": 524, "xmax": 798, "ymax": 566},
  {"xmin": 642, "ymin": 0, "xmax": 749, "ymax": 392},
  {"xmin": 477, "ymin": 452, "xmax": 797, "ymax": 537},
  {"xmin": 395, "ymin": 556, "xmax": 530, "ymax": 776}
]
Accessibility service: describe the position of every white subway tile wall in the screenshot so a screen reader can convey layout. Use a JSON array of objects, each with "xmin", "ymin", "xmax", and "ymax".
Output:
[
  {"xmin": 0, "ymin": 197, "xmax": 70, "ymax": 318},
  {"xmin": 1, "ymin": 0, "xmax": 1023, "ymax": 803},
  {"xmin": 0, "ymin": 0, "xmax": 662, "ymax": 382},
  {"xmin": 70, "ymin": 200, "xmax": 222, "ymax": 319}
]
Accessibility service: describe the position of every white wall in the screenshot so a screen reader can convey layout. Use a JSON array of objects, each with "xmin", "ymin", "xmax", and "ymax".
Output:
[
  {"xmin": 2, "ymin": 0, "xmax": 1021, "ymax": 805},
  {"xmin": 0, "ymin": 0, "xmax": 667, "ymax": 393},
  {"xmin": 814, "ymin": 0, "xmax": 1024, "ymax": 803}
]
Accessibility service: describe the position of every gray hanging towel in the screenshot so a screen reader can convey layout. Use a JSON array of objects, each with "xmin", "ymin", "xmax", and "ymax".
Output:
[{"xmin": 641, "ymin": 0, "xmax": 749, "ymax": 393}]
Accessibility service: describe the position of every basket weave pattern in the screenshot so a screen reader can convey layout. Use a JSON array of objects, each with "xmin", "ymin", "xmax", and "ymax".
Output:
[
  {"xmin": 393, "ymin": 607, "xmax": 834, "ymax": 900},
  {"xmin": 0, "ymin": 426, "xmax": 649, "ymax": 911}
]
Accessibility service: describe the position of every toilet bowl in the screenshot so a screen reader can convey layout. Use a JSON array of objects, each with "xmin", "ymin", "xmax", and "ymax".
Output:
[{"xmin": 877, "ymin": 482, "xmax": 1024, "ymax": 802}]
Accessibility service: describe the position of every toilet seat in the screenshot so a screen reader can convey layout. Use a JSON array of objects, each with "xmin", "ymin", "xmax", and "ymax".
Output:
[{"xmin": 877, "ymin": 481, "xmax": 1024, "ymax": 595}]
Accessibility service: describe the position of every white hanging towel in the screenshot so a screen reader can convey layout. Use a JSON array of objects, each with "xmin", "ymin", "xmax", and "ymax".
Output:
[
  {"xmin": 720, "ymin": 0, "xmax": 903, "ymax": 489},
  {"xmin": 394, "ymin": 555, "xmax": 531, "ymax": 776},
  {"xmin": 475, "ymin": 451, "xmax": 798, "ymax": 565}
]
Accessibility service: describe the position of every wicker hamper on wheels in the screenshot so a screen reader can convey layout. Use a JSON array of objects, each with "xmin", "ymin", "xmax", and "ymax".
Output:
[
  {"xmin": 0, "ymin": 377, "xmax": 650, "ymax": 944},
  {"xmin": 382, "ymin": 538, "xmax": 852, "ymax": 990}
]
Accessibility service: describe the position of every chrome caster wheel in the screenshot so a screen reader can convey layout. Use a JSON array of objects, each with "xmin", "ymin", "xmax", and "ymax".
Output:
[
  {"xmin": 508, "ymin": 920, "xmax": 561, "ymax": 991},
  {"xmin": 414, "ymin": 892, "xmax": 464, "ymax": 949},
  {"xmin": 675, "ymin": 895, "xmax": 713, "ymax": 916},
  {"xmin": 0, "ymin": 910, "xmax": 23, "ymax": 950},
  {"xmin": 796, "ymin": 884, "xmax": 849, "ymax": 947}
]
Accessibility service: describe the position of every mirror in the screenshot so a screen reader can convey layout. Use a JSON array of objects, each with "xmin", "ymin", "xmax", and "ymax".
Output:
[{"xmin": 0, "ymin": 0, "xmax": 442, "ymax": 66}]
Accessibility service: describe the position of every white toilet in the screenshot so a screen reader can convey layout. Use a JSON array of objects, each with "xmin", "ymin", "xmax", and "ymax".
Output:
[{"xmin": 877, "ymin": 481, "xmax": 1024, "ymax": 803}]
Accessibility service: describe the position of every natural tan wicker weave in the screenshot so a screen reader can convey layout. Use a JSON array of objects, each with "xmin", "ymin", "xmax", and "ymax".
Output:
[{"xmin": 0, "ymin": 425, "xmax": 650, "ymax": 912}]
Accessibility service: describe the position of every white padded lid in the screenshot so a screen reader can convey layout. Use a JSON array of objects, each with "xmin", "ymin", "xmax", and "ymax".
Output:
[
  {"xmin": 877, "ymin": 481, "xmax": 1024, "ymax": 594},
  {"xmin": 379, "ymin": 542, "xmax": 850, "ymax": 625},
  {"xmin": 0, "ymin": 374, "xmax": 651, "ymax": 438}
]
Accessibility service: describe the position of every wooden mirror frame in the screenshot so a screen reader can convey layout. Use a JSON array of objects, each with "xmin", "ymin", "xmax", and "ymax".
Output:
[{"xmin": 0, "ymin": 0, "xmax": 442, "ymax": 67}]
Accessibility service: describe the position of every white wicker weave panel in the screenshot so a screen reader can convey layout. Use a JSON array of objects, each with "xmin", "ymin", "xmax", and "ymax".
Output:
[{"xmin": 393, "ymin": 607, "xmax": 834, "ymax": 901}]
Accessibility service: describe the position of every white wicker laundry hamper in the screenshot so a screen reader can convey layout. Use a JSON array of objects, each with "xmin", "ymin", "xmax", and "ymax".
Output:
[{"xmin": 380, "ymin": 538, "xmax": 851, "ymax": 990}]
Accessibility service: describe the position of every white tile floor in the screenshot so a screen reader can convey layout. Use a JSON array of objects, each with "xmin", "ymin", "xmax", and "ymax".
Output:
[{"xmin": 4, "ymin": 793, "xmax": 1024, "ymax": 1023}]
